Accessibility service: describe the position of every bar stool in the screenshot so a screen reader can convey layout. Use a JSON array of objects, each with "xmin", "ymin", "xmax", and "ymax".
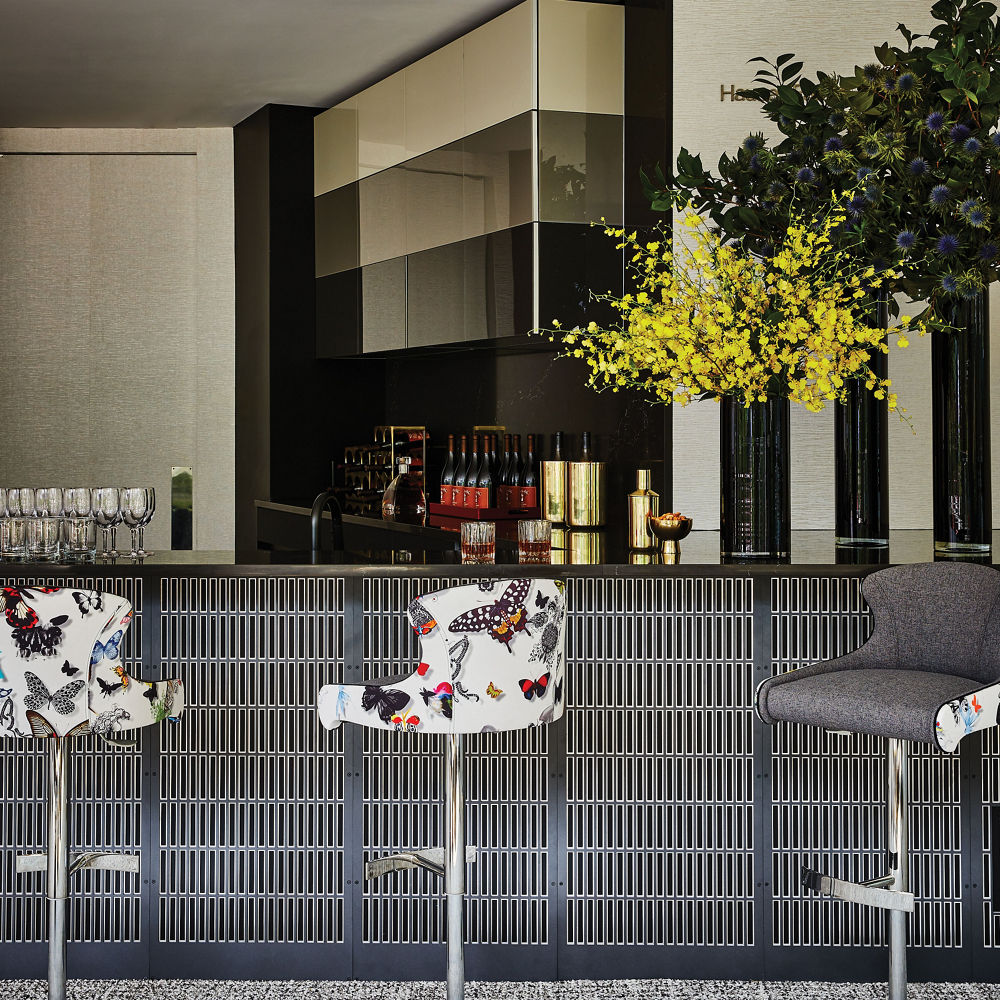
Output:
[
  {"xmin": 318, "ymin": 577, "xmax": 567, "ymax": 1000},
  {"xmin": 0, "ymin": 586, "xmax": 184, "ymax": 1000},
  {"xmin": 756, "ymin": 562, "xmax": 1000, "ymax": 999}
]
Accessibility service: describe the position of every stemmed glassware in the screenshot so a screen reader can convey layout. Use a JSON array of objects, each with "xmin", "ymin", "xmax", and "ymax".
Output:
[
  {"xmin": 6, "ymin": 489, "xmax": 34, "ymax": 519},
  {"xmin": 34, "ymin": 488, "xmax": 63, "ymax": 518},
  {"xmin": 121, "ymin": 488, "xmax": 155, "ymax": 558},
  {"xmin": 92, "ymin": 488, "xmax": 123, "ymax": 558}
]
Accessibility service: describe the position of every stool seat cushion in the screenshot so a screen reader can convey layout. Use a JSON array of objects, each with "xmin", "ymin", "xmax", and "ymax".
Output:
[
  {"xmin": 760, "ymin": 666, "xmax": 980, "ymax": 745},
  {"xmin": 318, "ymin": 578, "xmax": 567, "ymax": 735}
]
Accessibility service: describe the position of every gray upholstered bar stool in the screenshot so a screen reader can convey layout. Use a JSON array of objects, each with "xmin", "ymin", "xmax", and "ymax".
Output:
[
  {"xmin": 0, "ymin": 586, "xmax": 184, "ymax": 1000},
  {"xmin": 318, "ymin": 578, "xmax": 567, "ymax": 1000},
  {"xmin": 756, "ymin": 562, "xmax": 1000, "ymax": 999}
]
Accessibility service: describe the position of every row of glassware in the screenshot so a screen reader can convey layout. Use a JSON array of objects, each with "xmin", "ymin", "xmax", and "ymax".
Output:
[{"xmin": 0, "ymin": 487, "xmax": 156, "ymax": 561}]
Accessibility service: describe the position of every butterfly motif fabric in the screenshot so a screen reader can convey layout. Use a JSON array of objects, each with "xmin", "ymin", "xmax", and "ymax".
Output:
[
  {"xmin": 0, "ymin": 587, "xmax": 184, "ymax": 739},
  {"xmin": 319, "ymin": 579, "xmax": 566, "ymax": 735}
]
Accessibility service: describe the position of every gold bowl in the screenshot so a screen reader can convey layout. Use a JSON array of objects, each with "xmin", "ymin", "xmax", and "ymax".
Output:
[{"xmin": 646, "ymin": 513, "xmax": 693, "ymax": 543}]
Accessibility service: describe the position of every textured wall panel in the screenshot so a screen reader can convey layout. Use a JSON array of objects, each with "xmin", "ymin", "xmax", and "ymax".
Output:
[
  {"xmin": 158, "ymin": 576, "xmax": 346, "ymax": 944},
  {"xmin": 565, "ymin": 576, "xmax": 755, "ymax": 946},
  {"xmin": 770, "ymin": 576, "xmax": 963, "ymax": 948},
  {"xmin": 0, "ymin": 574, "xmax": 143, "ymax": 944}
]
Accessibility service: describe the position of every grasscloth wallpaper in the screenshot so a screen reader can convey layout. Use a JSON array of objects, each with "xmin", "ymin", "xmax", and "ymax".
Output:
[
  {"xmin": 673, "ymin": 1, "xmax": 1000, "ymax": 530},
  {"xmin": 0, "ymin": 129, "xmax": 235, "ymax": 550}
]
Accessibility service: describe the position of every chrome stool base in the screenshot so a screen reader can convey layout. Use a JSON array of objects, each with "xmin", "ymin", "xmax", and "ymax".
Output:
[{"xmin": 802, "ymin": 738, "xmax": 911, "ymax": 1000}]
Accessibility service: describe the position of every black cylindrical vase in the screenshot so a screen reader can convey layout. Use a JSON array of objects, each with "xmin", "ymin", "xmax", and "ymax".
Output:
[
  {"xmin": 933, "ymin": 292, "xmax": 992, "ymax": 552},
  {"xmin": 720, "ymin": 397, "xmax": 791, "ymax": 558},
  {"xmin": 834, "ymin": 297, "xmax": 889, "ymax": 546}
]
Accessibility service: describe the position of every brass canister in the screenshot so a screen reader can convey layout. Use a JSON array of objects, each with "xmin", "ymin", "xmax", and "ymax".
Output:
[
  {"xmin": 550, "ymin": 525, "xmax": 569, "ymax": 550},
  {"xmin": 569, "ymin": 530, "xmax": 605, "ymax": 564},
  {"xmin": 542, "ymin": 460, "xmax": 568, "ymax": 523},
  {"xmin": 628, "ymin": 469, "xmax": 659, "ymax": 550},
  {"xmin": 568, "ymin": 462, "xmax": 606, "ymax": 527}
]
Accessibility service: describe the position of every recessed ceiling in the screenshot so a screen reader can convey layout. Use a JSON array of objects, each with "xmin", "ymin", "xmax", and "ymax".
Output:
[{"xmin": 0, "ymin": 0, "xmax": 520, "ymax": 128}]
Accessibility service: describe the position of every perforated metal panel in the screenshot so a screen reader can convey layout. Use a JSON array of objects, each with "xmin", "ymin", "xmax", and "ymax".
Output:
[
  {"xmin": 981, "ymin": 727, "xmax": 1000, "ymax": 947},
  {"xmin": 0, "ymin": 574, "xmax": 144, "ymax": 945},
  {"xmin": 158, "ymin": 576, "xmax": 346, "ymax": 944},
  {"xmin": 770, "ymin": 576, "xmax": 964, "ymax": 949},
  {"xmin": 360, "ymin": 576, "xmax": 550, "ymax": 947},
  {"xmin": 565, "ymin": 576, "xmax": 755, "ymax": 947}
]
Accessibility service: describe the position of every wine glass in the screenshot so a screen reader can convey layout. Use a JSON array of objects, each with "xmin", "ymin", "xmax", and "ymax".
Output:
[
  {"xmin": 137, "ymin": 488, "xmax": 155, "ymax": 557},
  {"xmin": 6, "ymin": 489, "xmax": 35, "ymax": 519},
  {"xmin": 92, "ymin": 488, "xmax": 122, "ymax": 558},
  {"xmin": 34, "ymin": 488, "xmax": 63, "ymax": 518},
  {"xmin": 121, "ymin": 488, "xmax": 154, "ymax": 558},
  {"xmin": 62, "ymin": 488, "xmax": 93, "ymax": 518}
]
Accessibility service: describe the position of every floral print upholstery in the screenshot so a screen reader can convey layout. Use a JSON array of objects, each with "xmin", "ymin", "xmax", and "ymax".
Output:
[
  {"xmin": 0, "ymin": 586, "xmax": 183, "ymax": 739},
  {"xmin": 318, "ymin": 578, "xmax": 566, "ymax": 735}
]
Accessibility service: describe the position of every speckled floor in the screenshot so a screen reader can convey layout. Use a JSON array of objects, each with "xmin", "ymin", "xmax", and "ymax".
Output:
[{"xmin": 0, "ymin": 982, "xmax": 997, "ymax": 1000}]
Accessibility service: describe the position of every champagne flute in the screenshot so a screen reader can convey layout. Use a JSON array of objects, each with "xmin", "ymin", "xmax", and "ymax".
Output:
[
  {"xmin": 120, "ymin": 488, "xmax": 153, "ymax": 559},
  {"xmin": 92, "ymin": 488, "xmax": 122, "ymax": 558}
]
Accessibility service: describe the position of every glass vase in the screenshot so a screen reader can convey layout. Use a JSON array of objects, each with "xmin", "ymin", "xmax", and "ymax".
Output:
[
  {"xmin": 835, "ymin": 295, "xmax": 889, "ymax": 546},
  {"xmin": 720, "ymin": 396, "xmax": 790, "ymax": 559},
  {"xmin": 933, "ymin": 292, "xmax": 992, "ymax": 553}
]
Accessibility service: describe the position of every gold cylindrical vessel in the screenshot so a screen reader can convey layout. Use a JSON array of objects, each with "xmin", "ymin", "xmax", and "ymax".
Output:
[
  {"xmin": 568, "ymin": 462, "xmax": 606, "ymax": 526},
  {"xmin": 569, "ymin": 530, "xmax": 605, "ymax": 564},
  {"xmin": 628, "ymin": 469, "xmax": 659, "ymax": 550},
  {"xmin": 542, "ymin": 460, "xmax": 568, "ymax": 523}
]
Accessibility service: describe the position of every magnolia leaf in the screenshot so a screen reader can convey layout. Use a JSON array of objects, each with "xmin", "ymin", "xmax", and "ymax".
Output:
[
  {"xmin": 781, "ymin": 61, "xmax": 804, "ymax": 82},
  {"xmin": 940, "ymin": 87, "xmax": 961, "ymax": 101},
  {"xmin": 775, "ymin": 53, "xmax": 796, "ymax": 67},
  {"xmin": 746, "ymin": 56, "xmax": 773, "ymax": 65},
  {"xmin": 963, "ymin": 88, "xmax": 980, "ymax": 104}
]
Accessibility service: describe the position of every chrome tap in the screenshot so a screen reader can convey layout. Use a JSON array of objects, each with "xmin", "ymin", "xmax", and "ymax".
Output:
[{"xmin": 310, "ymin": 488, "xmax": 344, "ymax": 556}]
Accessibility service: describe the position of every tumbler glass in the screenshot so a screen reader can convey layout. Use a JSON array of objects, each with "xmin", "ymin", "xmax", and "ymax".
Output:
[
  {"xmin": 460, "ymin": 521, "xmax": 495, "ymax": 564},
  {"xmin": 518, "ymin": 519, "xmax": 552, "ymax": 564},
  {"xmin": 62, "ymin": 516, "xmax": 97, "ymax": 561},
  {"xmin": 26, "ymin": 517, "xmax": 61, "ymax": 561},
  {"xmin": 1, "ymin": 518, "xmax": 26, "ymax": 560}
]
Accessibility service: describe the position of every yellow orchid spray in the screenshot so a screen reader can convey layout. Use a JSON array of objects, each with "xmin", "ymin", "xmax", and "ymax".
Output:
[{"xmin": 544, "ymin": 205, "xmax": 922, "ymax": 413}]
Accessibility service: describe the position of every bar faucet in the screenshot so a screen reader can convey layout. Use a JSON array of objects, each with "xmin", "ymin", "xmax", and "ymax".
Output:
[{"xmin": 310, "ymin": 488, "xmax": 345, "ymax": 557}]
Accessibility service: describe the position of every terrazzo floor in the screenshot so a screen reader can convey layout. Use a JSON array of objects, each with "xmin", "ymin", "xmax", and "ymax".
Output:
[{"xmin": 0, "ymin": 982, "xmax": 997, "ymax": 999}]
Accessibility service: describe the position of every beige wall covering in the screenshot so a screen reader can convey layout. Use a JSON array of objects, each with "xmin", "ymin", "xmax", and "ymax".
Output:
[
  {"xmin": 672, "ymin": 1, "xmax": 1000, "ymax": 530},
  {"xmin": 0, "ymin": 128, "xmax": 235, "ymax": 550}
]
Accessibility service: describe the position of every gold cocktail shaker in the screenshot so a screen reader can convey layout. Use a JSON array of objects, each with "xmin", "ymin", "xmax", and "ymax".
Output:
[{"xmin": 628, "ymin": 469, "xmax": 659, "ymax": 550}]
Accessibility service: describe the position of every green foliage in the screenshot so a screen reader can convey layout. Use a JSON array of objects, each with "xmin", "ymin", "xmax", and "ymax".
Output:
[{"xmin": 649, "ymin": 0, "xmax": 1000, "ymax": 311}]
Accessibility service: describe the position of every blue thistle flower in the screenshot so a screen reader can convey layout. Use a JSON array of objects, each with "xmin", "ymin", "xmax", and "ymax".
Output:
[
  {"xmin": 964, "ymin": 137, "xmax": 981, "ymax": 155},
  {"xmin": 897, "ymin": 72, "xmax": 917, "ymax": 93},
  {"xmin": 824, "ymin": 136, "xmax": 843, "ymax": 153},
  {"xmin": 795, "ymin": 167, "xmax": 816, "ymax": 183},
  {"xmin": 856, "ymin": 166, "xmax": 874, "ymax": 181},
  {"xmin": 742, "ymin": 134, "xmax": 763, "ymax": 153},
  {"xmin": 767, "ymin": 181, "xmax": 788, "ymax": 199},
  {"xmin": 883, "ymin": 77, "xmax": 897, "ymax": 92},
  {"xmin": 864, "ymin": 183, "xmax": 883, "ymax": 204},
  {"xmin": 907, "ymin": 157, "xmax": 929, "ymax": 177},
  {"xmin": 749, "ymin": 154, "xmax": 762, "ymax": 172},
  {"xmin": 925, "ymin": 111, "xmax": 946, "ymax": 132},
  {"xmin": 929, "ymin": 184, "xmax": 951, "ymax": 208},
  {"xmin": 828, "ymin": 112, "xmax": 846, "ymax": 129},
  {"xmin": 941, "ymin": 275, "xmax": 959, "ymax": 294},
  {"xmin": 847, "ymin": 195, "xmax": 866, "ymax": 217},
  {"xmin": 861, "ymin": 138, "xmax": 880, "ymax": 158},
  {"xmin": 896, "ymin": 230, "xmax": 917, "ymax": 250},
  {"xmin": 960, "ymin": 197, "xmax": 977, "ymax": 215},
  {"xmin": 979, "ymin": 241, "xmax": 999, "ymax": 262},
  {"xmin": 936, "ymin": 233, "xmax": 961, "ymax": 257},
  {"xmin": 800, "ymin": 135, "xmax": 819, "ymax": 152},
  {"xmin": 991, "ymin": 132, "xmax": 1000, "ymax": 148},
  {"xmin": 968, "ymin": 206, "xmax": 989, "ymax": 228},
  {"xmin": 950, "ymin": 123, "xmax": 971, "ymax": 142},
  {"xmin": 862, "ymin": 63, "xmax": 881, "ymax": 82}
]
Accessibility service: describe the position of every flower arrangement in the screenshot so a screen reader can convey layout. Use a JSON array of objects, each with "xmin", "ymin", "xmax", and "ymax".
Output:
[
  {"xmin": 654, "ymin": 0, "xmax": 1000, "ymax": 316},
  {"xmin": 545, "ymin": 205, "xmax": 917, "ymax": 413}
]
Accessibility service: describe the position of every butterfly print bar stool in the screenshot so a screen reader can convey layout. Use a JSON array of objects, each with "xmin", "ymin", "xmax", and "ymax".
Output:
[
  {"xmin": 318, "ymin": 578, "xmax": 566, "ymax": 1000},
  {"xmin": 0, "ymin": 586, "xmax": 184, "ymax": 1000},
  {"xmin": 756, "ymin": 562, "xmax": 1000, "ymax": 1000}
]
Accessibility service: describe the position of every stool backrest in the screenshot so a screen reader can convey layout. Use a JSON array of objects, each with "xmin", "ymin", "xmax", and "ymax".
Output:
[
  {"xmin": 406, "ymin": 578, "xmax": 567, "ymax": 733},
  {"xmin": 862, "ymin": 563, "xmax": 1000, "ymax": 684},
  {"xmin": 0, "ymin": 587, "xmax": 133, "ymax": 738}
]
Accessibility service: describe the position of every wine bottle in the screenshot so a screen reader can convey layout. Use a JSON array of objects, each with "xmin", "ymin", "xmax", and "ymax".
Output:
[
  {"xmin": 476, "ymin": 434, "xmax": 496, "ymax": 509},
  {"xmin": 509, "ymin": 433, "xmax": 522, "ymax": 506},
  {"xmin": 441, "ymin": 434, "xmax": 456, "ymax": 505},
  {"xmin": 580, "ymin": 430, "xmax": 593, "ymax": 461},
  {"xmin": 464, "ymin": 434, "xmax": 480, "ymax": 507},
  {"xmin": 452, "ymin": 434, "xmax": 468, "ymax": 508},
  {"xmin": 498, "ymin": 433, "xmax": 512, "ymax": 507},
  {"xmin": 520, "ymin": 433, "xmax": 538, "ymax": 508},
  {"xmin": 553, "ymin": 430, "xmax": 564, "ymax": 460},
  {"xmin": 490, "ymin": 433, "xmax": 498, "ymax": 473}
]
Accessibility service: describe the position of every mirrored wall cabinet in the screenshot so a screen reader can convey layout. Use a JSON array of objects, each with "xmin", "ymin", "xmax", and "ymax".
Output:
[{"xmin": 314, "ymin": 0, "xmax": 657, "ymax": 358}]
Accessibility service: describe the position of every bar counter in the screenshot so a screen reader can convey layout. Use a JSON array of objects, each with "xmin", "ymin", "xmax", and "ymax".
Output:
[{"xmin": 1, "ymin": 540, "xmax": 998, "ymax": 984}]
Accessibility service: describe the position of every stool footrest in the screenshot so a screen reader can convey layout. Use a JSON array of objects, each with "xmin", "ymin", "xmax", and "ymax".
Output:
[
  {"xmin": 16, "ymin": 852, "xmax": 140, "ymax": 875},
  {"xmin": 801, "ymin": 865, "xmax": 914, "ymax": 913},
  {"xmin": 365, "ymin": 846, "xmax": 477, "ymax": 881}
]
